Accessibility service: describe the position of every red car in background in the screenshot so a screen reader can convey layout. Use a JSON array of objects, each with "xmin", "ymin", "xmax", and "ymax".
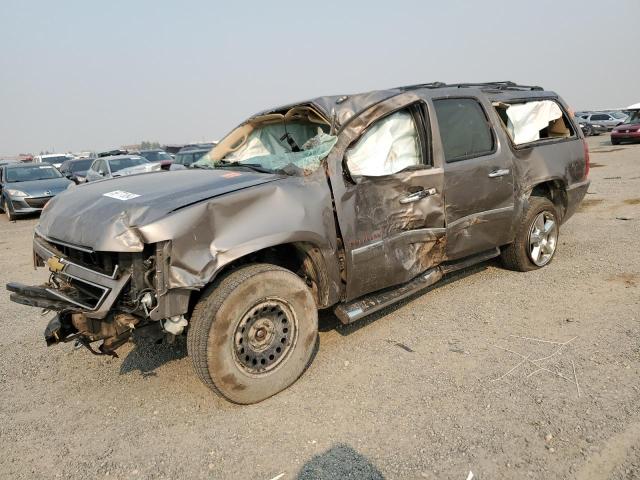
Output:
[{"xmin": 611, "ymin": 110, "xmax": 640, "ymax": 145}]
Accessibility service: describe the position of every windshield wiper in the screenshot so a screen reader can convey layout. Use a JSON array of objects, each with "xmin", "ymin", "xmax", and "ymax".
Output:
[{"xmin": 216, "ymin": 161, "xmax": 274, "ymax": 174}]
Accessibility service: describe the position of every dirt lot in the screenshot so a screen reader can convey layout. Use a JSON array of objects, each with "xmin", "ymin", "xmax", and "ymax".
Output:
[{"xmin": 0, "ymin": 136, "xmax": 639, "ymax": 480}]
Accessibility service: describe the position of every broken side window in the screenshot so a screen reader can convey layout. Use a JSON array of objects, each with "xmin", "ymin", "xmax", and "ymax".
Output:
[
  {"xmin": 345, "ymin": 109, "xmax": 422, "ymax": 177},
  {"xmin": 495, "ymin": 99, "xmax": 575, "ymax": 146}
]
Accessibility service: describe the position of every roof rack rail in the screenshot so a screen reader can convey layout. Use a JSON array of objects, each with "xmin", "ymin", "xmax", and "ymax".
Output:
[{"xmin": 399, "ymin": 81, "xmax": 544, "ymax": 92}]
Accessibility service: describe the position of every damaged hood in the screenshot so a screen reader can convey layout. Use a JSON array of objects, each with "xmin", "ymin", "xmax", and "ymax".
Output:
[{"xmin": 37, "ymin": 169, "xmax": 283, "ymax": 251}]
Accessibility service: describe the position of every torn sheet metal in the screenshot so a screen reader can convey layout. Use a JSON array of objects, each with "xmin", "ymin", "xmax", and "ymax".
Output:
[
  {"xmin": 324, "ymin": 91, "xmax": 447, "ymax": 300},
  {"xmin": 37, "ymin": 170, "xmax": 284, "ymax": 252},
  {"xmin": 36, "ymin": 167, "xmax": 342, "ymax": 306}
]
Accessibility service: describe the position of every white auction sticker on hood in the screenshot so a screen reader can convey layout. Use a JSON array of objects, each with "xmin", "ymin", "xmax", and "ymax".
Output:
[{"xmin": 103, "ymin": 190, "xmax": 141, "ymax": 201}]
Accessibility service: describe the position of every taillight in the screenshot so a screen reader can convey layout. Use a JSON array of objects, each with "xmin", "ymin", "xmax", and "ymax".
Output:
[{"xmin": 582, "ymin": 139, "xmax": 590, "ymax": 179}]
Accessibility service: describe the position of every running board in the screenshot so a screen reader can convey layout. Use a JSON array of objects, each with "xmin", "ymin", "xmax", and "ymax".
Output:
[{"xmin": 334, "ymin": 248, "xmax": 500, "ymax": 324}]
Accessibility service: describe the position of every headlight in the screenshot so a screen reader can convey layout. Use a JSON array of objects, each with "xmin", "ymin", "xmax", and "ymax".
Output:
[{"xmin": 7, "ymin": 189, "xmax": 28, "ymax": 197}]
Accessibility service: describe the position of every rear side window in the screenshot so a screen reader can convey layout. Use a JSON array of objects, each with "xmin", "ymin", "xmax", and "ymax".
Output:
[
  {"xmin": 493, "ymin": 99, "xmax": 576, "ymax": 146},
  {"xmin": 590, "ymin": 114, "xmax": 609, "ymax": 121},
  {"xmin": 433, "ymin": 98, "xmax": 494, "ymax": 162}
]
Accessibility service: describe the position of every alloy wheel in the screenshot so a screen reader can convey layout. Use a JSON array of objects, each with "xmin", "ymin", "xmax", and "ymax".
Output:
[{"xmin": 528, "ymin": 211, "xmax": 558, "ymax": 266}]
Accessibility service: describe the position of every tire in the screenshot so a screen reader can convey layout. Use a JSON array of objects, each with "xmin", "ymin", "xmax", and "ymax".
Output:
[
  {"xmin": 611, "ymin": 138, "xmax": 620, "ymax": 145},
  {"xmin": 3, "ymin": 198, "xmax": 15, "ymax": 221},
  {"xmin": 187, "ymin": 263, "xmax": 318, "ymax": 404},
  {"xmin": 501, "ymin": 196, "xmax": 560, "ymax": 272}
]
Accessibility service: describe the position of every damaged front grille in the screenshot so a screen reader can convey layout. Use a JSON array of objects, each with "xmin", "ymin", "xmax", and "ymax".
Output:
[
  {"xmin": 34, "ymin": 230, "xmax": 118, "ymax": 277},
  {"xmin": 48, "ymin": 274, "xmax": 109, "ymax": 310},
  {"xmin": 29, "ymin": 233, "xmax": 133, "ymax": 319}
]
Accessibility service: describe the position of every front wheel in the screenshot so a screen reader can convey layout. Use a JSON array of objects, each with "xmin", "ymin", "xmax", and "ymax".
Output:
[
  {"xmin": 501, "ymin": 196, "xmax": 559, "ymax": 272},
  {"xmin": 3, "ymin": 198, "xmax": 15, "ymax": 221},
  {"xmin": 187, "ymin": 263, "xmax": 318, "ymax": 404}
]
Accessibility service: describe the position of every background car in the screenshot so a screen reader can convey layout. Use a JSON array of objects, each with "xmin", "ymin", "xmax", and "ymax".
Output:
[
  {"xmin": 0, "ymin": 163, "xmax": 72, "ymax": 220},
  {"xmin": 85, "ymin": 155, "xmax": 151, "ymax": 182},
  {"xmin": 580, "ymin": 112, "xmax": 627, "ymax": 131},
  {"xmin": 574, "ymin": 116, "xmax": 607, "ymax": 136},
  {"xmin": 58, "ymin": 158, "xmax": 95, "ymax": 184},
  {"xmin": 34, "ymin": 153, "xmax": 75, "ymax": 169},
  {"xmin": 170, "ymin": 147, "xmax": 211, "ymax": 170},
  {"xmin": 139, "ymin": 149, "xmax": 173, "ymax": 169},
  {"xmin": 611, "ymin": 110, "xmax": 640, "ymax": 145}
]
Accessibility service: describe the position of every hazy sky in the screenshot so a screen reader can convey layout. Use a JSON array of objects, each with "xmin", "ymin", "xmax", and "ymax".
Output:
[{"xmin": 1, "ymin": 0, "xmax": 639, "ymax": 155}]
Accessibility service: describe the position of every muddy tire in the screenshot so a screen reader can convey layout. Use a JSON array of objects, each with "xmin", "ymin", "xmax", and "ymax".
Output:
[
  {"xmin": 501, "ymin": 196, "xmax": 560, "ymax": 272},
  {"xmin": 187, "ymin": 263, "xmax": 318, "ymax": 404},
  {"xmin": 3, "ymin": 198, "xmax": 15, "ymax": 221}
]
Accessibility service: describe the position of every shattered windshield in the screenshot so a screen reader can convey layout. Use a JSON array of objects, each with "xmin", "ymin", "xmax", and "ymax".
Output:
[{"xmin": 195, "ymin": 121, "xmax": 337, "ymax": 175}]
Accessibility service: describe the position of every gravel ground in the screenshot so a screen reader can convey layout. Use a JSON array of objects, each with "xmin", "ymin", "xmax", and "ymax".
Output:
[{"xmin": 0, "ymin": 136, "xmax": 639, "ymax": 480}]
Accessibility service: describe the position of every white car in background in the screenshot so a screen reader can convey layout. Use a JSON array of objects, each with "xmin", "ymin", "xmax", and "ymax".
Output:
[
  {"xmin": 85, "ymin": 155, "xmax": 162, "ymax": 182},
  {"xmin": 34, "ymin": 153, "xmax": 75, "ymax": 169}
]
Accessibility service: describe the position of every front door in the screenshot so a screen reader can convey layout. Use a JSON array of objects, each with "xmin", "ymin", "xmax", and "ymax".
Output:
[
  {"xmin": 326, "ymin": 93, "xmax": 446, "ymax": 301},
  {"xmin": 430, "ymin": 96, "xmax": 516, "ymax": 259}
]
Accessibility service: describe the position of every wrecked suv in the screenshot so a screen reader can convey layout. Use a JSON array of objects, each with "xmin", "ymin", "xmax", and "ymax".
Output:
[{"xmin": 8, "ymin": 81, "xmax": 590, "ymax": 404}]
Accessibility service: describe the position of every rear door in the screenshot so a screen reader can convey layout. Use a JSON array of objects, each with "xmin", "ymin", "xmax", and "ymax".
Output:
[
  {"xmin": 431, "ymin": 97, "xmax": 515, "ymax": 259},
  {"xmin": 327, "ymin": 92, "xmax": 446, "ymax": 301}
]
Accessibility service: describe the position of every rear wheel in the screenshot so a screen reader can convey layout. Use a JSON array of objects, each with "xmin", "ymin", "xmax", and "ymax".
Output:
[
  {"xmin": 187, "ymin": 263, "xmax": 318, "ymax": 404},
  {"xmin": 501, "ymin": 196, "xmax": 559, "ymax": 272}
]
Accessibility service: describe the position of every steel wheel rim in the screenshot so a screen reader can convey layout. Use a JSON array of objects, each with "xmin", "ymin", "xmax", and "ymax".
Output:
[
  {"xmin": 528, "ymin": 211, "xmax": 558, "ymax": 266},
  {"xmin": 232, "ymin": 298, "xmax": 298, "ymax": 375}
]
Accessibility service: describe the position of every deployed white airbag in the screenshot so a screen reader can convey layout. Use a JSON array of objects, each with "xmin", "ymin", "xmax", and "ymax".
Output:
[
  {"xmin": 345, "ymin": 111, "xmax": 420, "ymax": 177},
  {"xmin": 506, "ymin": 100, "xmax": 563, "ymax": 145},
  {"xmin": 225, "ymin": 123, "xmax": 320, "ymax": 163}
]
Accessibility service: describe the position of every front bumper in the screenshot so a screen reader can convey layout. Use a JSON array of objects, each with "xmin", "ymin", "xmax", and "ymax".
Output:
[
  {"xmin": 563, "ymin": 179, "xmax": 590, "ymax": 223},
  {"xmin": 611, "ymin": 131, "xmax": 640, "ymax": 141},
  {"xmin": 8, "ymin": 233, "xmax": 131, "ymax": 319},
  {"xmin": 7, "ymin": 195, "xmax": 53, "ymax": 215}
]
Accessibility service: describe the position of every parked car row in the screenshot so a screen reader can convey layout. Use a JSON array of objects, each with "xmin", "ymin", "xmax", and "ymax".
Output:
[{"xmin": 1, "ymin": 143, "xmax": 218, "ymax": 219}]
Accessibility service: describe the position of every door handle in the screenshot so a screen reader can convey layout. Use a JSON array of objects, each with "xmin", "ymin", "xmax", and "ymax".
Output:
[
  {"xmin": 488, "ymin": 168, "xmax": 510, "ymax": 178},
  {"xmin": 399, "ymin": 188, "xmax": 437, "ymax": 204}
]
